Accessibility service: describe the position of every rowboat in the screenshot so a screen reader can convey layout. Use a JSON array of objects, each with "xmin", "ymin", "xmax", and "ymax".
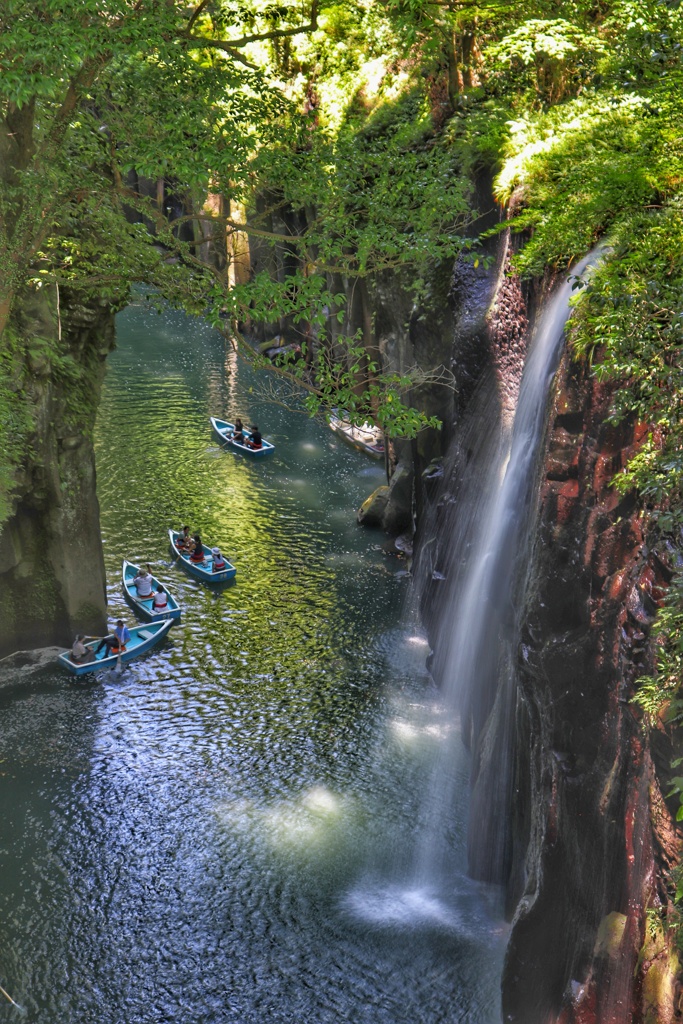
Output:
[
  {"xmin": 122, "ymin": 559, "xmax": 181, "ymax": 622},
  {"xmin": 168, "ymin": 528, "xmax": 237, "ymax": 583},
  {"xmin": 58, "ymin": 619, "xmax": 173, "ymax": 676},
  {"xmin": 210, "ymin": 417, "xmax": 275, "ymax": 456},
  {"xmin": 328, "ymin": 411, "xmax": 384, "ymax": 460}
]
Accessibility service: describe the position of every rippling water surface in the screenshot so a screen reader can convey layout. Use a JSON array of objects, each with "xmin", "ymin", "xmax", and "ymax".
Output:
[{"xmin": 0, "ymin": 302, "xmax": 503, "ymax": 1023}]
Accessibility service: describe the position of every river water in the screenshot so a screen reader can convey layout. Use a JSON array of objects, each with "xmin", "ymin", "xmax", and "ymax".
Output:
[{"xmin": 0, "ymin": 300, "xmax": 503, "ymax": 1023}]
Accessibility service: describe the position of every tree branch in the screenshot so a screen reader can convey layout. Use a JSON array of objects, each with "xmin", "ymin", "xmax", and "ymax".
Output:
[
  {"xmin": 185, "ymin": 20, "xmax": 317, "ymax": 51},
  {"xmin": 167, "ymin": 211, "xmax": 304, "ymax": 243},
  {"xmin": 39, "ymin": 0, "xmax": 146, "ymax": 160},
  {"xmin": 185, "ymin": 40, "xmax": 259, "ymax": 68},
  {"xmin": 186, "ymin": 0, "xmax": 213, "ymax": 34}
]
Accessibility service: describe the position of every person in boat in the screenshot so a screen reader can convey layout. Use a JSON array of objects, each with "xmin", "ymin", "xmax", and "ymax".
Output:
[
  {"xmin": 152, "ymin": 584, "xmax": 168, "ymax": 612},
  {"xmin": 211, "ymin": 547, "xmax": 227, "ymax": 572},
  {"xmin": 190, "ymin": 535, "xmax": 205, "ymax": 563},
  {"xmin": 247, "ymin": 424, "xmax": 263, "ymax": 449},
  {"xmin": 96, "ymin": 620, "xmax": 131, "ymax": 656},
  {"xmin": 175, "ymin": 525, "xmax": 192, "ymax": 551},
  {"xmin": 133, "ymin": 565, "xmax": 154, "ymax": 598},
  {"xmin": 70, "ymin": 634, "xmax": 96, "ymax": 665},
  {"xmin": 231, "ymin": 418, "xmax": 245, "ymax": 444}
]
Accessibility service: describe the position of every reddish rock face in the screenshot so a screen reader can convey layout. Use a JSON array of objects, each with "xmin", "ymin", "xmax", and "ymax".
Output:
[{"xmin": 502, "ymin": 348, "xmax": 680, "ymax": 1024}]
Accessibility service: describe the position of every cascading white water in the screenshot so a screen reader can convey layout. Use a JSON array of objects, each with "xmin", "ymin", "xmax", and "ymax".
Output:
[
  {"xmin": 342, "ymin": 249, "xmax": 602, "ymax": 938},
  {"xmin": 414, "ymin": 247, "xmax": 604, "ymax": 888}
]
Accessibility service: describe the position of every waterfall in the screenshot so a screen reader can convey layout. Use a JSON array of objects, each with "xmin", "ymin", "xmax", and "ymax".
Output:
[
  {"xmin": 342, "ymin": 249, "xmax": 602, "ymax": 939},
  {"xmin": 415, "ymin": 248, "xmax": 603, "ymax": 891}
]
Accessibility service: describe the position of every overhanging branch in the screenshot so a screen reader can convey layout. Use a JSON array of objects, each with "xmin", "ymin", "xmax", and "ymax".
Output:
[{"xmin": 184, "ymin": 19, "xmax": 317, "ymax": 52}]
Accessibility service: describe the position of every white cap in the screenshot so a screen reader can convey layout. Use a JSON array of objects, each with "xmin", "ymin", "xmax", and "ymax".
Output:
[{"xmin": 211, "ymin": 547, "xmax": 221, "ymax": 556}]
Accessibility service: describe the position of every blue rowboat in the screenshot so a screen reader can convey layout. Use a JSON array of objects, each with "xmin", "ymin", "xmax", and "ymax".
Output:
[
  {"xmin": 168, "ymin": 529, "xmax": 237, "ymax": 583},
  {"xmin": 122, "ymin": 560, "xmax": 181, "ymax": 622},
  {"xmin": 58, "ymin": 619, "xmax": 173, "ymax": 676},
  {"xmin": 210, "ymin": 417, "xmax": 275, "ymax": 456}
]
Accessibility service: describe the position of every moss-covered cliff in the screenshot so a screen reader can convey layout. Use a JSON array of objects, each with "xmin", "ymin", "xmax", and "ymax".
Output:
[{"xmin": 0, "ymin": 289, "xmax": 115, "ymax": 655}]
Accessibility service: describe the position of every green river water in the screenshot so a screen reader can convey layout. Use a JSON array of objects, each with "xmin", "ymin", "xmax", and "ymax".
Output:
[{"xmin": 0, "ymin": 300, "xmax": 504, "ymax": 1023}]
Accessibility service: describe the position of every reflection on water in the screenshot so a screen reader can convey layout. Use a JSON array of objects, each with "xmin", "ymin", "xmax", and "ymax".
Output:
[{"xmin": 0, "ymin": 301, "xmax": 503, "ymax": 1023}]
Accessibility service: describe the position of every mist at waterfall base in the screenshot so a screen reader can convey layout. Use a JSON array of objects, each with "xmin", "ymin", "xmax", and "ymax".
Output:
[
  {"xmin": 0, "ymin": 301, "xmax": 503, "ymax": 1024},
  {"xmin": 355, "ymin": 251, "xmax": 602, "ymax": 917}
]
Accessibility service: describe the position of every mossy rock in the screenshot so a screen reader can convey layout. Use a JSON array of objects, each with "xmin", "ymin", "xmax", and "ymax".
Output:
[
  {"xmin": 594, "ymin": 911, "xmax": 627, "ymax": 958},
  {"xmin": 357, "ymin": 486, "xmax": 390, "ymax": 527}
]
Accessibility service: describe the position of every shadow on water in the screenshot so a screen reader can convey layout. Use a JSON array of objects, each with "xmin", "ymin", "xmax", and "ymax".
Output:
[{"xmin": 0, "ymin": 301, "xmax": 503, "ymax": 1024}]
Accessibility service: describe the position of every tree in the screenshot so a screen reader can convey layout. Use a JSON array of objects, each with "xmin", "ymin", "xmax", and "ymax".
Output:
[{"xmin": 0, "ymin": 0, "xmax": 474, "ymax": 478}]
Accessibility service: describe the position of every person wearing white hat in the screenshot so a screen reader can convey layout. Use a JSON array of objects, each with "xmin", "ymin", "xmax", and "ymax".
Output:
[{"xmin": 211, "ymin": 547, "xmax": 226, "ymax": 572}]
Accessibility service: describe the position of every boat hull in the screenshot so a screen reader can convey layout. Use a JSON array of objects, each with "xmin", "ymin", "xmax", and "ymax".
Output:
[
  {"xmin": 122, "ymin": 560, "xmax": 181, "ymax": 622},
  {"xmin": 168, "ymin": 529, "xmax": 237, "ymax": 583},
  {"xmin": 58, "ymin": 619, "xmax": 173, "ymax": 676},
  {"xmin": 328, "ymin": 413, "xmax": 384, "ymax": 460},
  {"xmin": 210, "ymin": 417, "xmax": 274, "ymax": 456}
]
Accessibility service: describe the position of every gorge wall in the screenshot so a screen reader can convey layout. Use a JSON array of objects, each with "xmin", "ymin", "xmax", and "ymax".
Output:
[
  {"xmin": 502, "ymin": 348, "xmax": 681, "ymax": 1024},
  {"xmin": 412, "ymin": 227, "xmax": 681, "ymax": 1021},
  {"xmin": 0, "ymin": 289, "xmax": 114, "ymax": 656}
]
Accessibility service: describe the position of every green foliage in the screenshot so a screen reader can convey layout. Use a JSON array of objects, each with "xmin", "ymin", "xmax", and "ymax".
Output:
[
  {"xmin": 2, "ymin": 0, "xmax": 683, "ymax": 504},
  {"xmin": 0, "ymin": 0, "xmax": 473, "ymax": 522},
  {"xmin": 0, "ymin": 328, "xmax": 34, "ymax": 523},
  {"xmin": 297, "ymin": 340, "xmax": 443, "ymax": 436},
  {"xmin": 250, "ymin": 86, "xmax": 472, "ymax": 279},
  {"xmin": 492, "ymin": 91, "xmax": 670, "ymax": 274},
  {"xmin": 633, "ymin": 572, "xmax": 683, "ymax": 729},
  {"xmin": 485, "ymin": 19, "xmax": 606, "ymax": 105},
  {"xmin": 571, "ymin": 202, "xmax": 683, "ymax": 508}
]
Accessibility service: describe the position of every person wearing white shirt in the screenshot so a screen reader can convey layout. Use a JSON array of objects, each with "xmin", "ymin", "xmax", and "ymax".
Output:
[{"xmin": 134, "ymin": 566, "xmax": 154, "ymax": 598}]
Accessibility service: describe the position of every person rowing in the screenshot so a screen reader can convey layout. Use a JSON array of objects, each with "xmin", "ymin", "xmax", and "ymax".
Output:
[
  {"xmin": 95, "ymin": 620, "xmax": 131, "ymax": 657},
  {"xmin": 175, "ymin": 525, "xmax": 192, "ymax": 552},
  {"xmin": 231, "ymin": 418, "xmax": 245, "ymax": 444},
  {"xmin": 247, "ymin": 424, "xmax": 262, "ymax": 449}
]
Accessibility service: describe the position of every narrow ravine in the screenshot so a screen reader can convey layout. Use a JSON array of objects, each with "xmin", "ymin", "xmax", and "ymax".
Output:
[{"xmin": 0, "ymin": 301, "xmax": 503, "ymax": 1024}]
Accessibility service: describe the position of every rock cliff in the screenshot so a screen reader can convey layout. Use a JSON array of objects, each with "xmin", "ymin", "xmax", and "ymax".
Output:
[
  {"xmin": 0, "ymin": 289, "xmax": 115, "ymax": 655},
  {"xmin": 502, "ymin": 351, "xmax": 680, "ymax": 1024},
  {"xmin": 413, "ymin": 229, "xmax": 680, "ymax": 1021}
]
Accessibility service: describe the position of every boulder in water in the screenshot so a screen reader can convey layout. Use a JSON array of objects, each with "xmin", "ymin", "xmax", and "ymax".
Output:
[
  {"xmin": 393, "ymin": 533, "xmax": 413, "ymax": 557},
  {"xmin": 357, "ymin": 486, "xmax": 390, "ymax": 527}
]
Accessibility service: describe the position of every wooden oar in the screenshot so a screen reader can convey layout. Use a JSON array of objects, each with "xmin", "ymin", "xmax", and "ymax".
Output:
[
  {"xmin": 0, "ymin": 981, "xmax": 23, "ymax": 1010},
  {"xmin": 169, "ymin": 541, "xmax": 186, "ymax": 565}
]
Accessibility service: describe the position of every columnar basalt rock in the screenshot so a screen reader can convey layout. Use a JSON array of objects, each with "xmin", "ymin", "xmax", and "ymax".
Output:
[
  {"xmin": 0, "ymin": 290, "xmax": 116, "ymax": 656},
  {"xmin": 345, "ymin": 263, "xmax": 461, "ymax": 535},
  {"xmin": 418, "ymin": 226, "xmax": 532, "ymax": 727},
  {"xmin": 502, "ymin": 351, "xmax": 680, "ymax": 1024}
]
